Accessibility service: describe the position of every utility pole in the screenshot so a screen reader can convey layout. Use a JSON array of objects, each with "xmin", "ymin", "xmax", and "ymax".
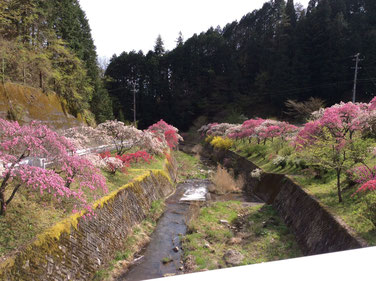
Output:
[
  {"xmin": 130, "ymin": 66, "xmax": 137, "ymax": 128},
  {"xmin": 352, "ymin": 53, "xmax": 362, "ymax": 103},
  {"xmin": 133, "ymin": 81, "xmax": 136, "ymax": 127}
]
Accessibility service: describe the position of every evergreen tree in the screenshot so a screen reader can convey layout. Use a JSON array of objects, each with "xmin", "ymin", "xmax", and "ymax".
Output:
[
  {"xmin": 46, "ymin": 0, "xmax": 113, "ymax": 122},
  {"xmin": 176, "ymin": 31, "xmax": 184, "ymax": 47},
  {"xmin": 154, "ymin": 34, "xmax": 165, "ymax": 56},
  {"xmin": 0, "ymin": 0, "xmax": 113, "ymax": 123}
]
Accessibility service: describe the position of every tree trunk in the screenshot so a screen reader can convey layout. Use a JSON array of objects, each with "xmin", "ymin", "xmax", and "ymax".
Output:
[
  {"xmin": 337, "ymin": 169, "xmax": 343, "ymax": 203},
  {"xmin": 5, "ymin": 184, "xmax": 21, "ymax": 207},
  {"xmin": 0, "ymin": 190, "xmax": 6, "ymax": 216}
]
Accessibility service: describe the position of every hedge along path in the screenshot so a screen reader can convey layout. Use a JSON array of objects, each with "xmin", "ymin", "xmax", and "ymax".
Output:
[{"xmin": 0, "ymin": 155, "xmax": 177, "ymax": 281}]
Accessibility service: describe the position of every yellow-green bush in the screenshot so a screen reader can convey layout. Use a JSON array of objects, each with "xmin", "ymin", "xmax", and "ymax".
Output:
[
  {"xmin": 205, "ymin": 135, "xmax": 214, "ymax": 143},
  {"xmin": 210, "ymin": 136, "xmax": 234, "ymax": 150}
]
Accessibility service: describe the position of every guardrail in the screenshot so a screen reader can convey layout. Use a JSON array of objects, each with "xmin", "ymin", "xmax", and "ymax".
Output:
[{"xmin": 2, "ymin": 141, "xmax": 131, "ymax": 170}]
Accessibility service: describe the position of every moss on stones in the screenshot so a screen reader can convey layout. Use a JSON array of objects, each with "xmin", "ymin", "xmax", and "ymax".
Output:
[{"xmin": 0, "ymin": 155, "xmax": 176, "ymax": 280}]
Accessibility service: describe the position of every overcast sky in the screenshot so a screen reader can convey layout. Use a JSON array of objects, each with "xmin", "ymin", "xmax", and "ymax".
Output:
[{"xmin": 79, "ymin": 0, "xmax": 310, "ymax": 59}]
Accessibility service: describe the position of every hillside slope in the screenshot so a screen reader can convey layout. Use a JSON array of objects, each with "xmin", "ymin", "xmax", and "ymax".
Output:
[{"xmin": 0, "ymin": 83, "xmax": 84, "ymax": 129}]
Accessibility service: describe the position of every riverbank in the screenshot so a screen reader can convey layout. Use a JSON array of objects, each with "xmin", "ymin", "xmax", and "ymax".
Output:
[
  {"xmin": 182, "ymin": 201, "xmax": 301, "ymax": 272},
  {"xmin": 231, "ymin": 140, "xmax": 376, "ymax": 246}
]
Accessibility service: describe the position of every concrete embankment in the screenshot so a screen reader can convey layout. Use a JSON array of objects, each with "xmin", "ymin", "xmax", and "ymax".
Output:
[
  {"xmin": 0, "ymin": 158, "xmax": 177, "ymax": 281},
  {"xmin": 202, "ymin": 145, "xmax": 367, "ymax": 255}
]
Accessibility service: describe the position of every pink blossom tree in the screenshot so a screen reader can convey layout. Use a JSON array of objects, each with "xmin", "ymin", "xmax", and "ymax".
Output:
[
  {"xmin": 235, "ymin": 118, "xmax": 265, "ymax": 141},
  {"xmin": 147, "ymin": 119, "xmax": 183, "ymax": 149},
  {"xmin": 98, "ymin": 151, "xmax": 126, "ymax": 174},
  {"xmin": 295, "ymin": 102, "xmax": 371, "ymax": 202},
  {"xmin": 57, "ymin": 155, "xmax": 107, "ymax": 190},
  {"xmin": 369, "ymin": 97, "xmax": 376, "ymax": 111},
  {"xmin": 139, "ymin": 130, "xmax": 168, "ymax": 155},
  {"xmin": 198, "ymin": 123, "xmax": 218, "ymax": 137},
  {"xmin": 239, "ymin": 119, "xmax": 298, "ymax": 144},
  {"xmin": 0, "ymin": 119, "xmax": 107, "ymax": 216},
  {"xmin": 97, "ymin": 120, "xmax": 144, "ymax": 155}
]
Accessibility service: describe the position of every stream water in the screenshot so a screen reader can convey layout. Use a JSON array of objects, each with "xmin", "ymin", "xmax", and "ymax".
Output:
[{"xmin": 117, "ymin": 179, "xmax": 211, "ymax": 281}]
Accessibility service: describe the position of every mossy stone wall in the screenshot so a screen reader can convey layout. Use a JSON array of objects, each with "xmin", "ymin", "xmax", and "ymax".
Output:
[
  {"xmin": 203, "ymin": 145, "xmax": 367, "ymax": 255},
  {"xmin": 0, "ymin": 158, "xmax": 177, "ymax": 281}
]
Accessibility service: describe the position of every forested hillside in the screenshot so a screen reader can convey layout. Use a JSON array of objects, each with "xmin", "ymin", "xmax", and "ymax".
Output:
[
  {"xmin": 0, "ymin": 0, "xmax": 113, "ymax": 124},
  {"xmin": 106, "ymin": 0, "xmax": 376, "ymax": 130}
]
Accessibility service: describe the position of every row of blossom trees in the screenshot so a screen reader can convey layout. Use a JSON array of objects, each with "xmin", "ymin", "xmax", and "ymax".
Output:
[
  {"xmin": 200, "ymin": 97, "xmax": 376, "ymax": 203},
  {"xmin": 61, "ymin": 119, "xmax": 182, "ymax": 155},
  {"xmin": 62, "ymin": 120, "xmax": 182, "ymax": 174},
  {"xmin": 199, "ymin": 119, "xmax": 299, "ymax": 144},
  {"xmin": 0, "ymin": 118, "xmax": 182, "ymax": 216}
]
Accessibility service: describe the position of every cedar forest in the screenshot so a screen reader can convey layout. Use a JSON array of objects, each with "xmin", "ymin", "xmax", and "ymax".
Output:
[{"xmin": 2, "ymin": 0, "xmax": 376, "ymax": 129}]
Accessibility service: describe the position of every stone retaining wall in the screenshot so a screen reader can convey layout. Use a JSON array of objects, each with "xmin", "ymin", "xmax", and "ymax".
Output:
[
  {"xmin": 203, "ymin": 145, "xmax": 367, "ymax": 255},
  {"xmin": 0, "ymin": 158, "xmax": 177, "ymax": 281}
]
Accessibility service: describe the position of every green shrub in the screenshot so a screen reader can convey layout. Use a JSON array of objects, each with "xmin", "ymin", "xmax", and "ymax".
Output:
[
  {"xmin": 270, "ymin": 139, "xmax": 285, "ymax": 154},
  {"xmin": 280, "ymin": 145, "xmax": 294, "ymax": 157},
  {"xmin": 290, "ymin": 157, "xmax": 307, "ymax": 169},
  {"xmin": 243, "ymin": 145, "xmax": 256, "ymax": 157},
  {"xmin": 243, "ymin": 145, "xmax": 267, "ymax": 158}
]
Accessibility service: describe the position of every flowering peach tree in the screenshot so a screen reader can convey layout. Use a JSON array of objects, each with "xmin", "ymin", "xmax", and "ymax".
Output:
[
  {"xmin": 60, "ymin": 126, "xmax": 112, "ymax": 150},
  {"xmin": 295, "ymin": 102, "xmax": 372, "ymax": 202},
  {"xmin": 116, "ymin": 150, "xmax": 153, "ymax": 165},
  {"xmin": 98, "ymin": 151, "xmax": 125, "ymax": 174},
  {"xmin": 97, "ymin": 120, "xmax": 144, "ymax": 155},
  {"xmin": 147, "ymin": 120, "xmax": 183, "ymax": 149},
  {"xmin": 140, "ymin": 130, "xmax": 168, "ymax": 155},
  {"xmin": 0, "ymin": 119, "xmax": 107, "ymax": 216}
]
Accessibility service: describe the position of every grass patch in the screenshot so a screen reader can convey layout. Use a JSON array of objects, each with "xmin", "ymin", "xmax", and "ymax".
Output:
[
  {"xmin": 104, "ymin": 155, "xmax": 165, "ymax": 194},
  {"xmin": 182, "ymin": 201, "xmax": 301, "ymax": 272},
  {"xmin": 0, "ymin": 155, "xmax": 166, "ymax": 257},
  {"xmin": 292, "ymin": 173, "xmax": 376, "ymax": 245},
  {"xmin": 173, "ymin": 150, "xmax": 209, "ymax": 181}
]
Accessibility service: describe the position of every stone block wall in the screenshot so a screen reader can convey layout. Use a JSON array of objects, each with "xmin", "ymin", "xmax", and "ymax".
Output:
[{"xmin": 0, "ymin": 159, "xmax": 176, "ymax": 281}]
